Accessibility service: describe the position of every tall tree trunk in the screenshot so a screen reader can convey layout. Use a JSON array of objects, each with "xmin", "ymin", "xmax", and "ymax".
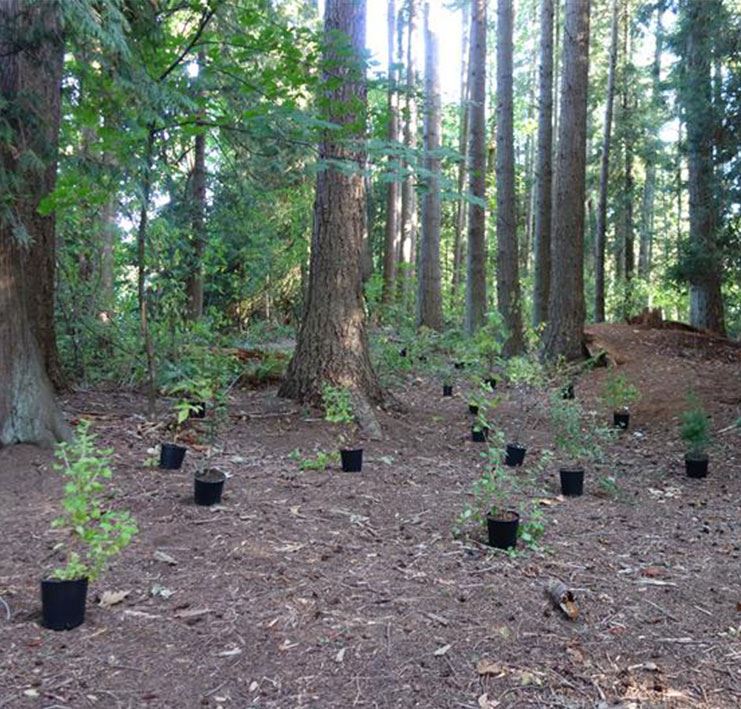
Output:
[
  {"xmin": 398, "ymin": 0, "xmax": 419, "ymax": 304},
  {"xmin": 186, "ymin": 50, "xmax": 207, "ymax": 321},
  {"xmin": 279, "ymin": 0, "xmax": 382, "ymax": 409},
  {"xmin": 99, "ymin": 195, "xmax": 117, "ymax": 316},
  {"xmin": 451, "ymin": 1, "xmax": 471, "ymax": 300},
  {"xmin": 0, "ymin": 0, "xmax": 69, "ymax": 445},
  {"xmin": 679, "ymin": 0, "xmax": 725, "ymax": 334},
  {"xmin": 638, "ymin": 6, "xmax": 663, "ymax": 281},
  {"xmin": 532, "ymin": 0, "xmax": 554, "ymax": 328},
  {"xmin": 496, "ymin": 0, "xmax": 524, "ymax": 354},
  {"xmin": 417, "ymin": 1, "xmax": 443, "ymax": 330},
  {"xmin": 594, "ymin": 0, "xmax": 619, "ymax": 323},
  {"xmin": 382, "ymin": 0, "xmax": 401, "ymax": 305},
  {"xmin": 465, "ymin": 0, "xmax": 487, "ymax": 335},
  {"xmin": 542, "ymin": 0, "xmax": 591, "ymax": 361}
]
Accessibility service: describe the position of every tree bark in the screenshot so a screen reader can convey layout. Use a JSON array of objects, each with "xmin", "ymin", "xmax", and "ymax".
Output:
[
  {"xmin": 638, "ymin": 6, "xmax": 663, "ymax": 281},
  {"xmin": 451, "ymin": 1, "xmax": 471, "ymax": 300},
  {"xmin": 465, "ymin": 0, "xmax": 487, "ymax": 335},
  {"xmin": 279, "ymin": 0, "xmax": 382, "ymax": 408},
  {"xmin": 382, "ymin": 0, "xmax": 401, "ymax": 305},
  {"xmin": 398, "ymin": 0, "xmax": 419, "ymax": 305},
  {"xmin": 532, "ymin": 0, "xmax": 554, "ymax": 328},
  {"xmin": 0, "ymin": 0, "xmax": 69, "ymax": 445},
  {"xmin": 187, "ymin": 50, "xmax": 207, "ymax": 321},
  {"xmin": 417, "ymin": 0, "xmax": 443, "ymax": 330},
  {"xmin": 594, "ymin": 0, "xmax": 618, "ymax": 323},
  {"xmin": 679, "ymin": 0, "xmax": 725, "ymax": 334},
  {"xmin": 496, "ymin": 0, "xmax": 523, "ymax": 355},
  {"xmin": 542, "ymin": 0, "xmax": 591, "ymax": 361}
]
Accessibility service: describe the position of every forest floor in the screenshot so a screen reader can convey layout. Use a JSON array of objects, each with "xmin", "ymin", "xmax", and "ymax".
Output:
[{"xmin": 1, "ymin": 324, "xmax": 740, "ymax": 709}]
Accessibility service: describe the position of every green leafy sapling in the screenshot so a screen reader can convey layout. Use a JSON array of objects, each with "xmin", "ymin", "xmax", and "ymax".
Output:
[
  {"xmin": 471, "ymin": 311, "xmax": 505, "ymax": 380},
  {"xmin": 548, "ymin": 393, "xmax": 614, "ymax": 468},
  {"xmin": 51, "ymin": 421, "xmax": 137, "ymax": 581},
  {"xmin": 322, "ymin": 384, "xmax": 357, "ymax": 449},
  {"xmin": 602, "ymin": 372, "xmax": 640, "ymax": 413},
  {"xmin": 505, "ymin": 355, "xmax": 547, "ymax": 444},
  {"xmin": 680, "ymin": 395, "xmax": 711, "ymax": 459}
]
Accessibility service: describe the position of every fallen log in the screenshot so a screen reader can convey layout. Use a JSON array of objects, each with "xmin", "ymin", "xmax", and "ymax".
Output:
[{"xmin": 544, "ymin": 579, "xmax": 579, "ymax": 620}]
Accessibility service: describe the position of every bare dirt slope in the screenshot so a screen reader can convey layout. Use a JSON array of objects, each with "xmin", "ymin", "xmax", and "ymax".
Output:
[{"xmin": 1, "ymin": 324, "xmax": 739, "ymax": 708}]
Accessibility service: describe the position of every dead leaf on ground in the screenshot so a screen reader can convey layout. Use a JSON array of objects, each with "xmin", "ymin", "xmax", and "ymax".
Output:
[
  {"xmin": 477, "ymin": 693, "xmax": 500, "ymax": 708},
  {"xmin": 99, "ymin": 590, "xmax": 130, "ymax": 608},
  {"xmin": 476, "ymin": 659, "xmax": 506, "ymax": 677},
  {"xmin": 433, "ymin": 644, "xmax": 451, "ymax": 656},
  {"xmin": 154, "ymin": 550, "xmax": 178, "ymax": 565}
]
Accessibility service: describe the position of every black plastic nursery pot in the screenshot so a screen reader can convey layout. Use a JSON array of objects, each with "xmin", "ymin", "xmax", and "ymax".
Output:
[
  {"xmin": 194, "ymin": 468, "xmax": 226, "ymax": 506},
  {"xmin": 561, "ymin": 383, "xmax": 575, "ymax": 400},
  {"xmin": 160, "ymin": 443, "xmax": 187, "ymax": 470},
  {"xmin": 41, "ymin": 578, "xmax": 88, "ymax": 631},
  {"xmin": 189, "ymin": 400, "xmax": 207, "ymax": 419},
  {"xmin": 685, "ymin": 454, "xmax": 709, "ymax": 479},
  {"xmin": 454, "ymin": 361, "xmax": 466, "ymax": 370},
  {"xmin": 399, "ymin": 348, "xmax": 407, "ymax": 357},
  {"xmin": 485, "ymin": 377, "xmax": 497, "ymax": 391},
  {"xmin": 472, "ymin": 426, "xmax": 489, "ymax": 443},
  {"xmin": 505, "ymin": 443, "xmax": 527, "ymax": 467},
  {"xmin": 341, "ymin": 448, "xmax": 363, "ymax": 472},
  {"xmin": 443, "ymin": 384, "xmax": 453, "ymax": 397},
  {"xmin": 486, "ymin": 511, "xmax": 519, "ymax": 550},
  {"xmin": 613, "ymin": 411, "xmax": 630, "ymax": 430},
  {"xmin": 560, "ymin": 467, "xmax": 584, "ymax": 496},
  {"xmin": 468, "ymin": 404, "xmax": 479, "ymax": 416}
]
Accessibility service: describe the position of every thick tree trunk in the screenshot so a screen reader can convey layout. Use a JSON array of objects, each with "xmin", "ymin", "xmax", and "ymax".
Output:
[
  {"xmin": 496, "ymin": 0, "xmax": 524, "ymax": 355},
  {"xmin": 542, "ymin": 0, "xmax": 590, "ymax": 361},
  {"xmin": 680, "ymin": 0, "xmax": 725, "ymax": 334},
  {"xmin": 594, "ymin": 0, "xmax": 618, "ymax": 323},
  {"xmin": 638, "ymin": 7, "xmax": 663, "ymax": 281},
  {"xmin": 398, "ymin": 0, "xmax": 418, "ymax": 304},
  {"xmin": 99, "ymin": 194, "xmax": 116, "ymax": 315},
  {"xmin": 417, "ymin": 1, "xmax": 443, "ymax": 330},
  {"xmin": 4, "ymin": 1, "xmax": 65, "ymax": 387},
  {"xmin": 465, "ymin": 0, "xmax": 487, "ymax": 335},
  {"xmin": 0, "ymin": 0, "xmax": 69, "ymax": 445},
  {"xmin": 382, "ymin": 0, "xmax": 401, "ymax": 305},
  {"xmin": 532, "ymin": 0, "xmax": 554, "ymax": 328},
  {"xmin": 451, "ymin": 1, "xmax": 471, "ymax": 300},
  {"xmin": 279, "ymin": 0, "xmax": 382, "ymax": 408}
]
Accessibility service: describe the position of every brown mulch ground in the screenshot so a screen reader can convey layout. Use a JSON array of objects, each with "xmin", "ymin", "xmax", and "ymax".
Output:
[{"xmin": 1, "ymin": 324, "xmax": 739, "ymax": 708}]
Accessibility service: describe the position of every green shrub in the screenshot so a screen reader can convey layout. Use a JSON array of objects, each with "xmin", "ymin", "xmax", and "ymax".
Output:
[
  {"xmin": 51, "ymin": 422, "xmax": 137, "ymax": 581},
  {"xmin": 680, "ymin": 396, "xmax": 711, "ymax": 457},
  {"xmin": 602, "ymin": 372, "xmax": 640, "ymax": 411}
]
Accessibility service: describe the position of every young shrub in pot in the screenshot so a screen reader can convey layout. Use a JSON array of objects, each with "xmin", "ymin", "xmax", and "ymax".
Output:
[
  {"xmin": 680, "ymin": 396, "xmax": 711, "ymax": 478},
  {"xmin": 549, "ymin": 394, "xmax": 614, "ymax": 497},
  {"xmin": 43, "ymin": 422, "xmax": 138, "ymax": 631},
  {"xmin": 323, "ymin": 384, "xmax": 362, "ymax": 472},
  {"xmin": 602, "ymin": 372, "xmax": 640, "ymax": 430},
  {"xmin": 503, "ymin": 356, "xmax": 547, "ymax": 466}
]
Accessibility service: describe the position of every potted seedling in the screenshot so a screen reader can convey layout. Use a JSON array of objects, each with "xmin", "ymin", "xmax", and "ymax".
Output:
[
  {"xmin": 323, "ymin": 384, "xmax": 362, "ymax": 472},
  {"xmin": 503, "ymin": 356, "xmax": 546, "ymax": 467},
  {"xmin": 602, "ymin": 372, "xmax": 640, "ymax": 430},
  {"xmin": 43, "ymin": 422, "xmax": 137, "ymax": 631},
  {"xmin": 472, "ymin": 312, "xmax": 504, "ymax": 390},
  {"xmin": 467, "ymin": 380, "xmax": 489, "ymax": 416},
  {"xmin": 457, "ymin": 459, "xmax": 519, "ymax": 550},
  {"xmin": 549, "ymin": 394, "xmax": 612, "ymax": 497},
  {"xmin": 680, "ymin": 396, "xmax": 711, "ymax": 478},
  {"xmin": 472, "ymin": 407, "xmax": 491, "ymax": 443}
]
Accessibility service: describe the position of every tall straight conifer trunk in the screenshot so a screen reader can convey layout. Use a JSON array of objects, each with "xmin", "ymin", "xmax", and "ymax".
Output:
[
  {"xmin": 532, "ymin": 0, "xmax": 554, "ymax": 328},
  {"xmin": 0, "ymin": 0, "xmax": 69, "ymax": 445},
  {"xmin": 382, "ymin": 0, "xmax": 401, "ymax": 305},
  {"xmin": 417, "ymin": 0, "xmax": 443, "ymax": 330},
  {"xmin": 542, "ymin": 0, "xmax": 591, "ymax": 361},
  {"xmin": 495, "ymin": 0, "xmax": 524, "ymax": 355},
  {"xmin": 594, "ymin": 0, "xmax": 618, "ymax": 323},
  {"xmin": 679, "ymin": 0, "xmax": 725, "ymax": 334},
  {"xmin": 465, "ymin": 0, "xmax": 487, "ymax": 335},
  {"xmin": 279, "ymin": 0, "xmax": 382, "ymax": 409}
]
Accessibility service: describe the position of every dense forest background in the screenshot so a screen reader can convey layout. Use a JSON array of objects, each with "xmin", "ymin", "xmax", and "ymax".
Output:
[{"xmin": 1, "ymin": 0, "xmax": 739, "ymax": 444}]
